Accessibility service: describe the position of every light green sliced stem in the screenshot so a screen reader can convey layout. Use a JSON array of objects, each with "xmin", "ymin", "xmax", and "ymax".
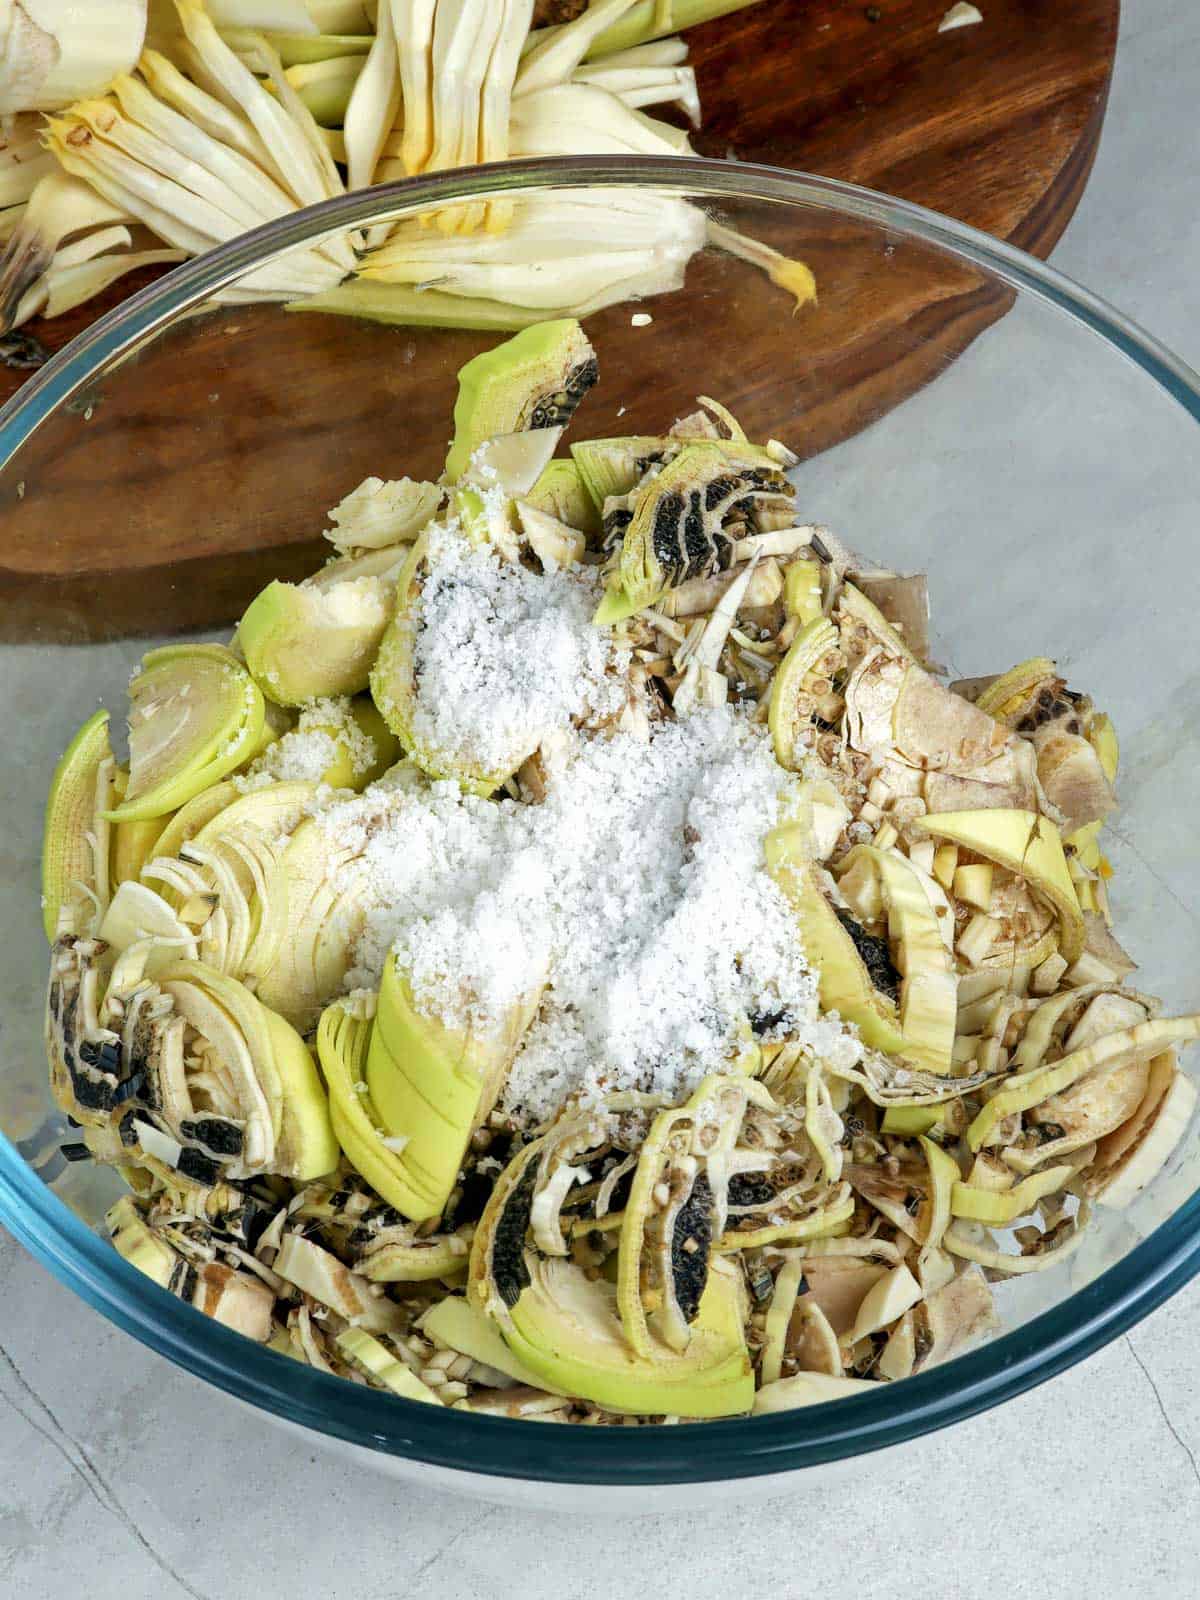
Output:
[
  {"xmin": 264, "ymin": 31, "xmax": 373, "ymax": 65},
  {"xmin": 293, "ymin": 73, "xmax": 358, "ymax": 124},
  {"xmin": 295, "ymin": 249, "xmax": 685, "ymax": 324},
  {"xmin": 586, "ymin": 0, "xmax": 765, "ymax": 57},
  {"xmin": 289, "ymin": 278, "xmax": 567, "ymax": 330},
  {"xmin": 363, "ymin": 248, "xmax": 661, "ymax": 306},
  {"xmin": 285, "ymin": 53, "xmax": 368, "ymax": 92}
]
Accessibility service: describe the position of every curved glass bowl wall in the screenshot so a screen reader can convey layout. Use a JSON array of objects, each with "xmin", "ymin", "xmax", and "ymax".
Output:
[{"xmin": 2, "ymin": 157, "xmax": 1199, "ymax": 1489}]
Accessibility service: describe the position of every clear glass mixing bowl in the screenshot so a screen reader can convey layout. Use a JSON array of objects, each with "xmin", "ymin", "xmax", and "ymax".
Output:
[{"xmin": 2, "ymin": 156, "xmax": 1199, "ymax": 1498}]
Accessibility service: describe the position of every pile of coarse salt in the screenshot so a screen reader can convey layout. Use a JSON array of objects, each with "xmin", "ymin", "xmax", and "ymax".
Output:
[
  {"xmin": 236, "ymin": 697, "xmax": 378, "ymax": 790},
  {"xmin": 403, "ymin": 520, "xmax": 627, "ymax": 779},
  {"xmin": 317, "ymin": 706, "xmax": 861, "ymax": 1127}
]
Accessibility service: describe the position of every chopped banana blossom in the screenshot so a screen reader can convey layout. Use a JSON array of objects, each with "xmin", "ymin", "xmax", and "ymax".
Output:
[
  {"xmin": 41, "ymin": 322, "xmax": 1198, "ymax": 1422},
  {"xmin": 374, "ymin": 518, "xmax": 626, "ymax": 788}
]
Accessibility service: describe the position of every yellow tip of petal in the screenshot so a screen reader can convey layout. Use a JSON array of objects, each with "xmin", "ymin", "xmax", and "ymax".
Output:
[{"xmin": 770, "ymin": 256, "xmax": 817, "ymax": 312}]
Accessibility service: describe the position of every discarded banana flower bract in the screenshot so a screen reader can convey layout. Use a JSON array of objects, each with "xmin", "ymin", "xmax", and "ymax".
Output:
[
  {"xmin": 0, "ymin": 0, "xmax": 814, "ymax": 348},
  {"xmin": 40, "ymin": 316, "xmax": 1199, "ymax": 1422}
]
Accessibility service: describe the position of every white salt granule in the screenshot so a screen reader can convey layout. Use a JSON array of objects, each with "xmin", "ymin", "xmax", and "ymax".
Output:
[
  {"xmin": 237, "ymin": 697, "xmax": 377, "ymax": 790},
  {"xmin": 316, "ymin": 706, "xmax": 862, "ymax": 1126},
  {"xmin": 403, "ymin": 521, "xmax": 625, "ymax": 779}
]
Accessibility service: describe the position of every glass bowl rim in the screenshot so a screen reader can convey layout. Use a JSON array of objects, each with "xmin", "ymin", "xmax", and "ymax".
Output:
[{"xmin": 3, "ymin": 153, "xmax": 1200, "ymax": 1485}]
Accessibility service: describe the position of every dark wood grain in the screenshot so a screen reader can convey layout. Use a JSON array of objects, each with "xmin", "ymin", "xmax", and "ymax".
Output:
[{"xmin": 0, "ymin": 0, "xmax": 1118, "ymax": 642}]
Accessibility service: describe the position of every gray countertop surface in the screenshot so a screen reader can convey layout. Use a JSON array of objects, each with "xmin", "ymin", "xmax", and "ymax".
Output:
[{"xmin": 4, "ymin": 2, "xmax": 1200, "ymax": 1595}]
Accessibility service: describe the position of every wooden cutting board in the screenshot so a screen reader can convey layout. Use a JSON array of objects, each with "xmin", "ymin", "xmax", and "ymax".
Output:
[{"xmin": 0, "ymin": 0, "xmax": 1118, "ymax": 641}]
